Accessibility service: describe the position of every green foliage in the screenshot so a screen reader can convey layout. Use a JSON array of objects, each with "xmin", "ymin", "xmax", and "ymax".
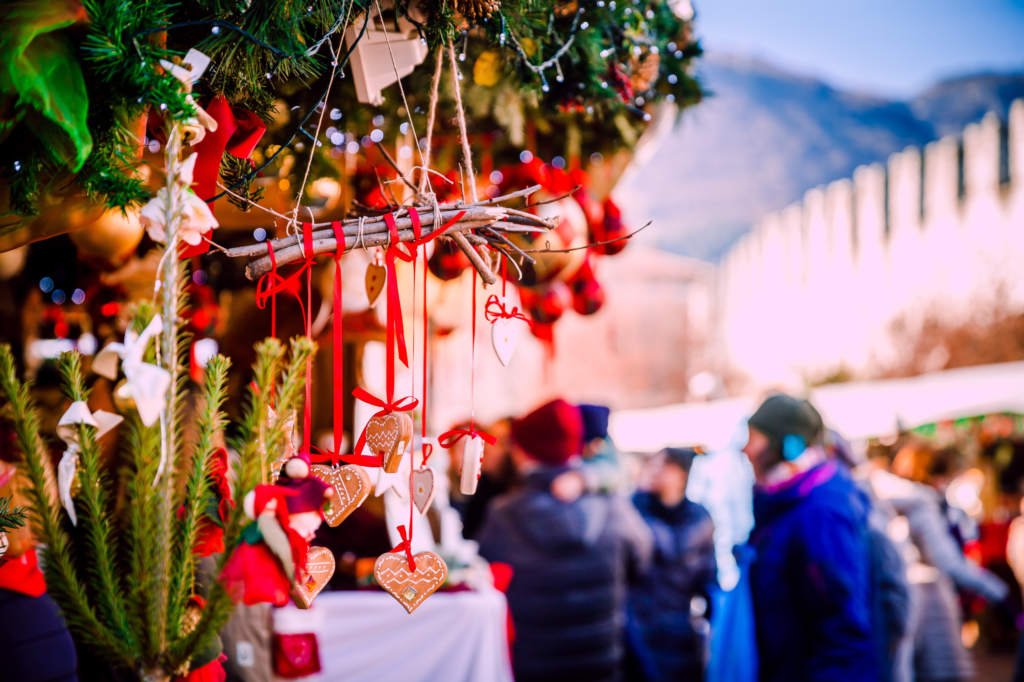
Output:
[
  {"xmin": 1, "ymin": 0, "xmax": 700, "ymax": 217},
  {"xmin": 0, "ymin": 496, "xmax": 28, "ymax": 535},
  {"xmin": 0, "ymin": 324, "xmax": 315, "ymax": 677}
]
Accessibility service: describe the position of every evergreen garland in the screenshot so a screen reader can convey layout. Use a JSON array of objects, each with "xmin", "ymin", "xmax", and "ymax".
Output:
[{"xmin": 0, "ymin": 0, "xmax": 699, "ymax": 218}]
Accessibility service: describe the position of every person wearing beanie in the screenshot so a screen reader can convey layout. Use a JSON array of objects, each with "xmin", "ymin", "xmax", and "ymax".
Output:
[
  {"xmin": 478, "ymin": 398, "xmax": 653, "ymax": 682},
  {"xmin": 626, "ymin": 448, "xmax": 717, "ymax": 681},
  {"xmin": 550, "ymin": 404, "xmax": 629, "ymax": 499},
  {"xmin": 742, "ymin": 393, "xmax": 878, "ymax": 682}
]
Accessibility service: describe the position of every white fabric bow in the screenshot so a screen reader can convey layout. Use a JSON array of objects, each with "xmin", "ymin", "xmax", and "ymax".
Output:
[
  {"xmin": 93, "ymin": 315, "xmax": 171, "ymax": 427},
  {"xmin": 56, "ymin": 401, "xmax": 123, "ymax": 525}
]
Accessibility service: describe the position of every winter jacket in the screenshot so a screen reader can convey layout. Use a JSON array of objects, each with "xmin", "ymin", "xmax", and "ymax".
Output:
[
  {"xmin": 627, "ymin": 492, "xmax": 717, "ymax": 681},
  {"xmin": 478, "ymin": 464, "xmax": 653, "ymax": 682},
  {"xmin": 748, "ymin": 460, "xmax": 877, "ymax": 682},
  {"xmin": 868, "ymin": 469, "xmax": 1007, "ymax": 682},
  {"xmin": 0, "ymin": 588, "xmax": 78, "ymax": 682}
]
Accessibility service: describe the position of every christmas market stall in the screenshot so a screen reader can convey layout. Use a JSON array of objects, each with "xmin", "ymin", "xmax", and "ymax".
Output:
[{"xmin": 0, "ymin": 0, "xmax": 701, "ymax": 678}]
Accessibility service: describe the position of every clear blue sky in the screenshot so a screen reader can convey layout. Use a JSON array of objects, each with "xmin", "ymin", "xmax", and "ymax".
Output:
[{"xmin": 695, "ymin": 0, "xmax": 1024, "ymax": 97}]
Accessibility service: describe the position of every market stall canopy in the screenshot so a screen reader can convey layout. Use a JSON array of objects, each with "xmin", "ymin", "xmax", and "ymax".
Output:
[
  {"xmin": 611, "ymin": 361, "xmax": 1024, "ymax": 452},
  {"xmin": 609, "ymin": 397, "xmax": 755, "ymax": 453},
  {"xmin": 811, "ymin": 361, "xmax": 1024, "ymax": 441}
]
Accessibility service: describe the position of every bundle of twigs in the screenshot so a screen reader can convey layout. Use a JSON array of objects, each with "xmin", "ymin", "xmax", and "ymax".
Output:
[{"xmin": 226, "ymin": 184, "xmax": 556, "ymax": 285}]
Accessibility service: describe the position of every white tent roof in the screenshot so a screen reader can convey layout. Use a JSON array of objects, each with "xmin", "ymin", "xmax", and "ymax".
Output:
[{"xmin": 610, "ymin": 361, "xmax": 1024, "ymax": 452}]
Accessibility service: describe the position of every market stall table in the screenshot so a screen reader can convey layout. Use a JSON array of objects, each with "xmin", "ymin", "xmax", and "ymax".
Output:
[{"xmin": 272, "ymin": 588, "xmax": 514, "ymax": 682}]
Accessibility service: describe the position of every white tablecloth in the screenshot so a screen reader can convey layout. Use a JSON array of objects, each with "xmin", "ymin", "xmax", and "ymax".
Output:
[{"xmin": 272, "ymin": 589, "xmax": 513, "ymax": 682}]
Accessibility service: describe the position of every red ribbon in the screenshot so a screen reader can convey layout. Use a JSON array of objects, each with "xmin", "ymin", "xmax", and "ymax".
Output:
[
  {"xmin": 380, "ymin": 208, "xmax": 466, "ymax": 402},
  {"xmin": 484, "ymin": 294, "xmax": 531, "ymax": 324},
  {"xmin": 438, "ymin": 428, "xmax": 498, "ymax": 448},
  {"xmin": 331, "ymin": 241, "xmax": 344, "ymax": 465},
  {"xmin": 181, "ymin": 94, "xmax": 267, "ymax": 258},
  {"xmin": 390, "ymin": 524, "xmax": 416, "ymax": 572}
]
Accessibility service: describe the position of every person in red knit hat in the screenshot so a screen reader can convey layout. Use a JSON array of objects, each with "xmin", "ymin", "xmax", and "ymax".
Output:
[{"xmin": 478, "ymin": 399, "xmax": 652, "ymax": 682}]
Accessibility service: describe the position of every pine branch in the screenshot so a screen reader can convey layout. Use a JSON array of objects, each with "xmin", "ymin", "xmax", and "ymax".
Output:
[
  {"xmin": 168, "ymin": 336, "xmax": 316, "ymax": 668},
  {"xmin": 121, "ymin": 412, "xmax": 163, "ymax": 665},
  {"xmin": 56, "ymin": 352, "xmax": 138, "ymax": 658},
  {"xmin": 165, "ymin": 354, "xmax": 230, "ymax": 650},
  {"xmin": 0, "ymin": 496, "xmax": 27, "ymax": 534},
  {"xmin": 0, "ymin": 346, "xmax": 132, "ymax": 666}
]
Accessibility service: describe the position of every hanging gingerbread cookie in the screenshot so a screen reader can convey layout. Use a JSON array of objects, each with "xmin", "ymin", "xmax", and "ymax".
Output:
[{"xmin": 309, "ymin": 463, "xmax": 372, "ymax": 527}]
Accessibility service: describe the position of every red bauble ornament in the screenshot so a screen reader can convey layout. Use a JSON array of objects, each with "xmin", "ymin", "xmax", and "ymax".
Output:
[
  {"xmin": 592, "ymin": 197, "xmax": 629, "ymax": 256},
  {"xmin": 520, "ymin": 283, "xmax": 570, "ymax": 326},
  {"xmin": 567, "ymin": 259, "xmax": 605, "ymax": 316},
  {"xmin": 427, "ymin": 238, "xmax": 471, "ymax": 281}
]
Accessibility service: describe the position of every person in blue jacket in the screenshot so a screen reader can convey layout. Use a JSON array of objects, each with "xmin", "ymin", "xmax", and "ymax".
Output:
[
  {"xmin": 627, "ymin": 447, "xmax": 717, "ymax": 681},
  {"xmin": 742, "ymin": 394, "xmax": 877, "ymax": 682}
]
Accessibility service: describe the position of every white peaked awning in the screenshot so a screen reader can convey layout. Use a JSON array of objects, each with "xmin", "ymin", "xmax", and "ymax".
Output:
[
  {"xmin": 610, "ymin": 361, "xmax": 1024, "ymax": 451},
  {"xmin": 609, "ymin": 397, "xmax": 755, "ymax": 453}
]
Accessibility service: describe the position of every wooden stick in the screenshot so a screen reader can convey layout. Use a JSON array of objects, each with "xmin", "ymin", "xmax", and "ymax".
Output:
[
  {"xmin": 224, "ymin": 207, "xmax": 507, "ymax": 258},
  {"xmin": 480, "ymin": 227, "xmax": 536, "ymax": 264},
  {"xmin": 245, "ymin": 219, "xmax": 496, "ymax": 280},
  {"xmin": 451, "ymin": 231, "xmax": 497, "ymax": 285}
]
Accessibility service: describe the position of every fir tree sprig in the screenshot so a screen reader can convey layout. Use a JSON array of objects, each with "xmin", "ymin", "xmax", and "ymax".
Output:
[
  {"xmin": 165, "ymin": 353, "xmax": 231, "ymax": 647},
  {"xmin": 0, "ymin": 496, "xmax": 27, "ymax": 535},
  {"xmin": 56, "ymin": 351, "xmax": 138, "ymax": 658},
  {"xmin": 0, "ymin": 346, "xmax": 133, "ymax": 666},
  {"xmin": 168, "ymin": 337, "xmax": 315, "ymax": 669}
]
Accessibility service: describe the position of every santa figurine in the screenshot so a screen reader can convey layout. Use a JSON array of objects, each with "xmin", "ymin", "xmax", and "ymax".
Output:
[
  {"xmin": 220, "ymin": 485, "xmax": 306, "ymax": 606},
  {"xmin": 275, "ymin": 451, "xmax": 334, "ymax": 542}
]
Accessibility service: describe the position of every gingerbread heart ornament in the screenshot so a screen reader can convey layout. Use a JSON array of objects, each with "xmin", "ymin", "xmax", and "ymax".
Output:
[
  {"xmin": 491, "ymin": 318, "xmax": 519, "ymax": 367},
  {"xmin": 412, "ymin": 467, "xmax": 436, "ymax": 514},
  {"xmin": 374, "ymin": 550, "xmax": 447, "ymax": 614},
  {"xmin": 310, "ymin": 464, "xmax": 371, "ymax": 527},
  {"xmin": 291, "ymin": 546, "xmax": 336, "ymax": 609},
  {"xmin": 365, "ymin": 412, "xmax": 414, "ymax": 473},
  {"xmin": 365, "ymin": 263, "xmax": 386, "ymax": 307}
]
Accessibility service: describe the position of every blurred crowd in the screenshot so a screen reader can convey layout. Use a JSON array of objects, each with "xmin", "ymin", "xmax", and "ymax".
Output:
[{"xmin": 468, "ymin": 394, "xmax": 1024, "ymax": 682}]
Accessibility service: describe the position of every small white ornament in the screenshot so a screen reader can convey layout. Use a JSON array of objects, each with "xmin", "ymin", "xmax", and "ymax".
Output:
[
  {"xmin": 412, "ymin": 467, "xmax": 436, "ymax": 514},
  {"xmin": 491, "ymin": 317, "xmax": 519, "ymax": 366},
  {"xmin": 460, "ymin": 436, "xmax": 484, "ymax": 495}
]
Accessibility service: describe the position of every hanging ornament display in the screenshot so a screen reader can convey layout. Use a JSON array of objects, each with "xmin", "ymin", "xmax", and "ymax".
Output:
[
  {"xmin": 374, "ymin": 548, "xmax": 448, "ymax": 615},
  {"xmin": 291, "ymin": 545, "xmax": 336, "ymax": 610},
  {"xmin": 309, "ymin": 464, "xmax": 371, "ymax": 527}
]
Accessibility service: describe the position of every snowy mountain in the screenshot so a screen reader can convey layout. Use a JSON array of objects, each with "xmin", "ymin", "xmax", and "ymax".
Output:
[{"xmin": 615, "ymin": 53, "xmax": 1024, "ymax": 261}]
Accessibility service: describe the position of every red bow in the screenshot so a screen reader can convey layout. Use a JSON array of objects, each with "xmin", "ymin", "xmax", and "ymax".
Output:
[
  {"xmin": 390, "ymin": 524, "xmax": 416, "ymax": 572},
  {"xmin": 484, "ymin": 294, "xmax": 531, "ymax": 324},
  {"xmin": 438, "ymin": 428, "xmax": 498, "ymax": 449},
  {"xmin": 181, "ymin": 94, "xmax": 267, "ymax": 258}
]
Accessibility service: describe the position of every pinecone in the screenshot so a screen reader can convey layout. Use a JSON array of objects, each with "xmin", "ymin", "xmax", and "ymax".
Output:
[
  {"xmin": 629, "ymin": 51, "xmax": 661, "ymax": 93},
  {"xmin": 455, "ymin": 0, "xmax": 501, "ymax": 20}
]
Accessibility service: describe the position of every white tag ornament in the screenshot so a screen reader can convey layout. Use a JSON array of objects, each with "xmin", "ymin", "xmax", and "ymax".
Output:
[{"xmin": 460, "ymin": 435, "xmax": 484, "ymax": 495}]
